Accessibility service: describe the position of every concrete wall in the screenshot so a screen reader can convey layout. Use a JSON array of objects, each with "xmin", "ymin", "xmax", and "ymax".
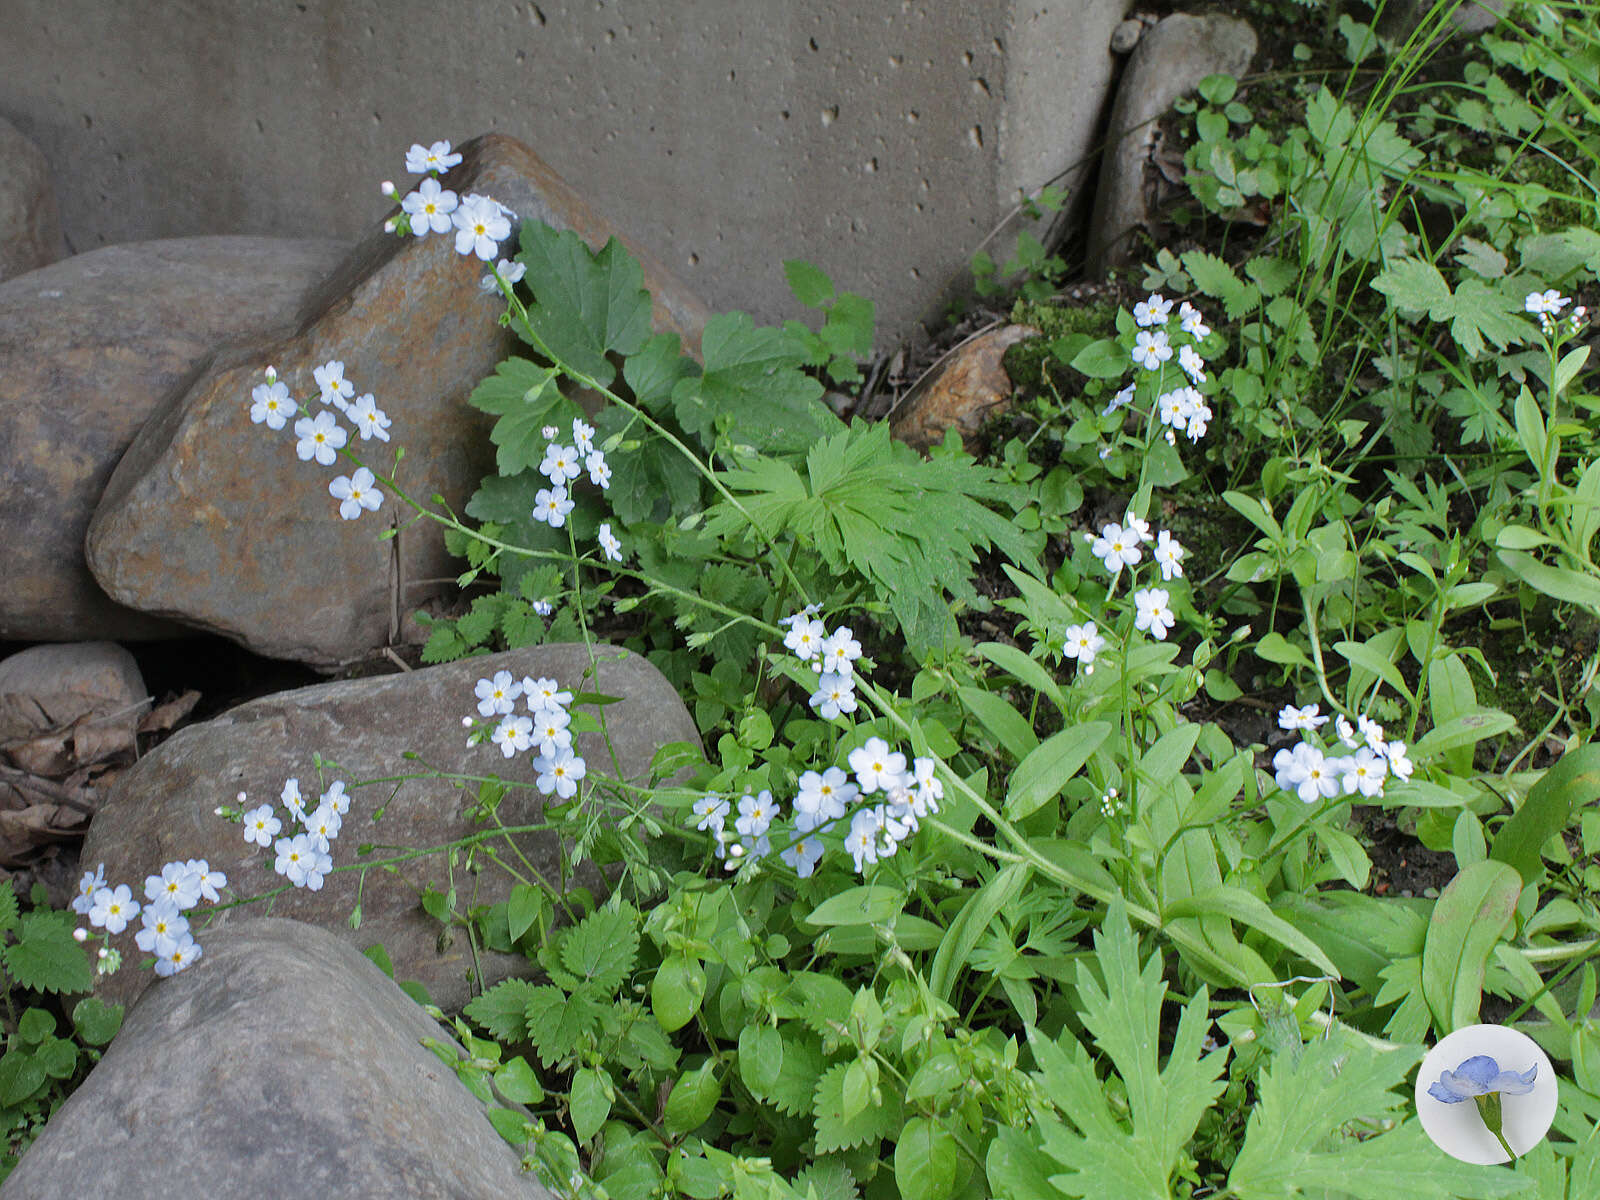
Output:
[{"xmin": 0, "ymin": 0, "xmax": 1127, "ymax": 345}]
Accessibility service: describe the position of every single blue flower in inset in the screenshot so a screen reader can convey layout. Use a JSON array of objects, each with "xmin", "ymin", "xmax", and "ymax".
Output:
[{"xmin": 1427, "ymin": 1055, "xmax": 1538, "ymax": 1104}]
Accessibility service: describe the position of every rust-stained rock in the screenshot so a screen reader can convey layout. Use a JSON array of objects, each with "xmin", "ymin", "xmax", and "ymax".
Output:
[
  {"xmin": 85, "ymin": 133, "xmax": 712, "ymax": 667},
  {"xmin": 0, "ymin": 236, "xmax": 347, "ymax": 641},
  {"xmin": 889, "ymin": 323, "xmax": 1039, "ymax": 452},
  {"xmin": 81, "ymin": 643, "xmax": 699, "ymax": 1014},
  {"xmin": 0, "ymin": 116, "xmax": 62, "ymax": 282}
]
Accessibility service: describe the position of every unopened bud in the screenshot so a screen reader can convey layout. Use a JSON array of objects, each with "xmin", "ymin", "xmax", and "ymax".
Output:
[
  {"xmin": 73, "ymin": 927, "xmax": 88, "ymax": 943},
  {"xmin": 263, "ymin": 366, "xmax": 277, "ymax": 383},
  {"xmin": 383, "ymin": 218, "xmax": 397, "ymax": 234},
  {"xmin": 380, "ymin": 180, "xmax": 397, "ymax": 197}
]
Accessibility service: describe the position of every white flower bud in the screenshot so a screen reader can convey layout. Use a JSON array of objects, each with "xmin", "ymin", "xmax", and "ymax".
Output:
[
  {"xmin": 263, "ymin": 366, "xmax": 277, "ymax": 383},
  {"xmin": 97, "ymin": 947, "xmax": 108, "ymax": 959},
  {"xmin": 380, "ymin": 180, "xmax": 397, "ymax": 197},
  {"xmin": 73, "ymin": 927, "xmax": 88, "ymax": 943},
  {"xmin": 383, "ymin": 218, "xmax": 397, "ymax": 233},
  {"xmin": 461, "ymin": 716, "xmax": 473, "ymax": 727}
]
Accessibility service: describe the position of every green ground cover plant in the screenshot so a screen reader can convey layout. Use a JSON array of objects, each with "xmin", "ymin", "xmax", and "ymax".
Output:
[{"xmin": 14, "ymin": 0, "xmax": 1600, "ymax": 1194}]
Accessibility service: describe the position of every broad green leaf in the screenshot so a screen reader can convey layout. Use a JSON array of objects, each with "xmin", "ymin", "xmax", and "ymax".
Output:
[
  {"xmin": 895, "ymin": 1116, "xmax": 960, "ymax": 1200},
  {"xmin": 465, "ymin": 358, "xmax": 570, "ymax": 478},
  {"xmin": 1255, "ymin": 632, "xmax": 1313, "ymax": 669},
  {"xmin": 1420, "ymin": 860, "xmax": 1522, "ymax": 1033},
  {"xmin": 1490, "ymin": 742, "xmax": 1600, "ymax": 886},
  {"xmin": 1409, "ymin": 709, "xmax": 1516, "ymax": 762},
  {"xmin": 1067, "ymin": 337, "xmax": 1129, "ymax": 379},
  {"xmin": 494, "ymin": 1055, "xmax": 544, "ymax": 1105},
  {"xmin": 570, "ymin": 1066, "xmax": 611, "ymax": 1143},
  {"xmin": 784, "ymin": 258, "xmax": 835, "ymax": 307},
  {"xmin": 1006, "ymin": 722, "xmax": 1113, "ymax": 819},
  {"xmin": 1333, "ymin": 637, "xmax": 1414, "ymax": 703},
  {"xmin": 663, "ymin": 1060, "xmax": 722, "ymax": 1135},
  {"xmin": 622, "ymin": 331, "xmax": 697, "ymax": 414},
  {"xmin": 651, "ymin": 954, "xmax": 705, "ymax": 1033},
  {"xmin": 507, "ymin": 883, "xmax": 544, "ymax": 943},
  {"xmin": 737, "ymin": 1025, "xmax": 784, "ymax": 1096},
  {"xmin": 806, "ymin": 886, "xmax": 904, "ymax": 928},
  {"xmin": 71, "ymin": 996, "xmax": 123, "ymax": 1048},
  {"xmin": 517, "ymin": 224, "xmax": 654, "ymax": 384}
]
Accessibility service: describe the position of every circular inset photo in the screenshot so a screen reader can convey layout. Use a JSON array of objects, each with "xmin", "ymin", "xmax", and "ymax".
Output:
[{"xmin": 1416, "ymin": 1023, "xmax": 1558, "ymax": 1163}]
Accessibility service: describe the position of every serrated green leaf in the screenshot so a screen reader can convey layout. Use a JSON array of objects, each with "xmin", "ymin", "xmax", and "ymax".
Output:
[
  {"xmin": 1181, "ymin": 249, "xmax": 1260, "ymax": 319},
  {"xmin": 464, "ymin": 978, "xmax": 540, "ymax": 1043},
  {"xmin": 3, "ymin": 911, "xmax": 93, "ymax": 995},
  {"xmin": 752, "ymin": 1030, "xmax": 823, "ymax": 1117},
  {"xmin": 622, "ymin": 332, "xmax": 697, "ymax": 414},
  {"xmin": 1227, "ymin": 1039, "xmax": 1524, "ymax": 1198},
  {"xmin": 812, "ymin": 1061, "xmax": 900, "ymax": 1154},
  {"xmin": 517, "ymin": 225, "xmax": 653, "ymax": 384},
  {"xmin": 0, "ymin": 881, "xmax": 18, "ymax": 934},
  {"xmin": 672, "ymin": 311, "xmax": 842, "ymax": 453},
  {"xmin": 1026, "ymin": 901, "xmax": 1227, "ymax": 1200},
  {"xmin": 785, "ymin": 258, "xmax": 835, "ymax": 308},
  {"xmin": 525, "ymin": 985, "xmax": 604, "ymax": 1068},
  {"xmin": 466, "ymin": 358, "xmax": 570, "ymax": 477},
  {"xmin": 559, "ymin": 904, "xmax": 639, "ymax": 993}
]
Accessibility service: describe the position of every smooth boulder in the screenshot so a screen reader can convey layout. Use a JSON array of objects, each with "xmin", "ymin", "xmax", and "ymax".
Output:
[
  {"xmin": 80, "ymin": 643, "xmax": 699, "ymax": 1013},
  {"xmin": 0, "ymin": 117, "xmax": 61, "ymax": 282},
  {"xmin": 1, "ymin": 918, "xmax": 557, "ymax": 1200},
  {"xmin": 0, "ymin": 235, "xmax": 346, "ymax": 641},
  {"xmin": 1086, "ymin": 13, "xmax": 1258, "ymax": 274},
  {"xmin": 85, "ymin": 132, "xmax": 711, "ymax": 667}
]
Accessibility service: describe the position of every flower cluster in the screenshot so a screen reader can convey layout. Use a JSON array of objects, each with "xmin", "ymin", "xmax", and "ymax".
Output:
[
  {"xmin": 1125, "ymin": 295, "xmax": 1214, "ymax": 443},
  {"xmin": 1272, "ymin": 703, "xmax": 1413, "ymax": 803},
  {"xmin": 780, "ymin": 606, "xmax": 865, "ymax": 720},
  {"xmin": 381, "ymin": 139, "xmax": 518, "ymax": 262},
  {"xmin": 71, "ymin": 856, "xmax": 228, "ymax": 977},
  {"xmin": 529, "ymin": 418, "xmax": 623, "ymax": 564},
  {"xmin": 696, "ymin": 737, "xmax": 943, "ymax": 879},
  {"xmin": 239, "ymin": 776, "xmax": 351, "ymax": 891},
  {"xmin": 249, "ymin": 359, "xmax": 391, "ymax": 521},
  {"xmin": 470, "ymin": 671, "xmax": 589, "ymax": 799},
  {"xmin": 1523, "ymin": 288, "xmax": 1585, "ymax": 337},
  {"xmin": 1076, "ymin": 509, "xmax": 1185, "ymax": 655}
]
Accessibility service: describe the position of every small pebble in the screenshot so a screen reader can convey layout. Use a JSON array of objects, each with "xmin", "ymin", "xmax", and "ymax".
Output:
[{"xmin": 1110, "ymin": 18, "xmax": 1143, "ymax": 53}]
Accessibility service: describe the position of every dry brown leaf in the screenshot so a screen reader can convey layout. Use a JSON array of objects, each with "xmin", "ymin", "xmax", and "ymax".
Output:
[{"xmin": 138, "ymin": 689, "xmax": 201, "ymax": 735}]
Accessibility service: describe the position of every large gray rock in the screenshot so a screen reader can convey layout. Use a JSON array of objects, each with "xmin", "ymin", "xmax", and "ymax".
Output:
[
  {"xmin": 0, "ymin": 235, "xmax": 346, "ymax": 641},
  {"xmin": 0, "ymin": 117, "xmax": 61, "ymax": 282},
  {"xmin": 85, "ymin": 132, "xmax": 711, "ymax": 667},
  {"xmin": 81, "ymin": 643, "xmax": 699, "ymax": 1012},
  {"xmin": 1086, "ymin": 13, "xmax": 1258, "ymax": 275},
  {"xmin": 1, "ymin": 918, "xmax": 557, "ymax": 1200}
]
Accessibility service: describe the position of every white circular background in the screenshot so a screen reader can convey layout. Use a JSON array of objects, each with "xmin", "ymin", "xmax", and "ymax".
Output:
[{"xmin": 1415, "ymin": 1024, "xmax": 1559, "ymax": 1164}]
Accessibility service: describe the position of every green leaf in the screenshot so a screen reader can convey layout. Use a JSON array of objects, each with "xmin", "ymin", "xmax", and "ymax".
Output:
[
  {"xmin": 507, "ymin": 884, "xmax": 544, "ymax": 943},
  {"xmin": 0, "ymin": 880, "xmax": 18, "ymax": 934},
  {"xmin": 1497, "ymin": 548, "xmax": 1600, "ymax": 611},
  {"xmin": 1332, "ymin": 638, "xmax": 1414, "ymax": 703},
  {"xmin": 1006, "ymin": 722, "xmax": 1112, "ymax": 820},
  {"xmin": 977, "ymin": 641, "xmax": 1068, "ymax": 717},
  {"xmin": 524, "ymin": 986, "xmax": 604, "ymax": 1068},
  {"xmin": 1227, "ymin": 1038, "xmax": 1525, "ymax": 1198},
  {"xmin": 929, "ymin": 863, "xmax": 1030, "ymax": 1003},
  {"xmin": 956, "ymin": 686, "xmax": 1039, "ymax": 758},
  {"xmin": 517, "ymin": 224, "xmax": 654, "ymax": 384},
  {"xmin": 1026, "ymin": 901, "xmax": 1227, "ymax": 1200},
  {"xmin": 466, "ymin": 358, "xmax": 569, "ymax": 478},
  {"xmin": 664, "ymin": 1059, "xmax": 722, "ymax": 1135},
  {"xmin": 1371, "ymin": 258, "xmax": 1525, "ymax": 357},
  {"xmin": 651, "ymin": 953, "xmax": 705, "ymax": 1033},
  {"xmin": 1068, "ymin": 338, "xmax": 1129, "ymax": 379},
  {"xmin": 894, "ymin": 1116, "xmax": 960, "ymax": 1200},
  {"xmin": 737, "ymin": 1025, "xmax": 784, "ymax": 1096},
  {"xmin": 1162, "ymin": 887, "xmax": 1340, "ymax": 979},
  {"xmin": 464, "ymin": 978, "xmax": 540, "ymax": 1043},
  {"xmin": 1420, "ymin": 860, "xmax": 1522, "ymax": 1033},
  {"xmin": 17, "ymin": 1008, "xmax": 54, "ymax": 1045},
  {"xmin": 673, "ymin": 311, "xmax": 842, "ymax": 453},
  {"xmin": 494, "ymin": 1055, "xmax": 545, "ymax": 1105},
  {"xmin": 570, "ymin": 1066, "xmax": 612, "ymax": 1143},
  {"xmin": 3, "ymin": 910, "xmax": 93, "ymax": 995},
  {"xmin": 784, "ymin": 258, "xmax": 836, "ymax": 308},
  {"xmin": 1181, "ymin": 250, "xmax": 1259, "ymax": 319},
  {"xmin": 1490, "ymin": 742, "xmax": 1600, "ymax": 886},
  {"xmin": 0, "ymin": 1051, "xmax": 46, "ymax": 1107},
  {"xmin": 813, "ymin": 1061, "xmax": 900, "ymax": 1154},
  {"xmin": 71, "ymin": 996, "xmax": 123, "ymax": 1047},
  {"xmin": 806, "ymin": 886, "xmax": 904, "ymax": 928},
  {"xmin": 559, "ymin": 903, "xmax": 639, "ymax": 992}
]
